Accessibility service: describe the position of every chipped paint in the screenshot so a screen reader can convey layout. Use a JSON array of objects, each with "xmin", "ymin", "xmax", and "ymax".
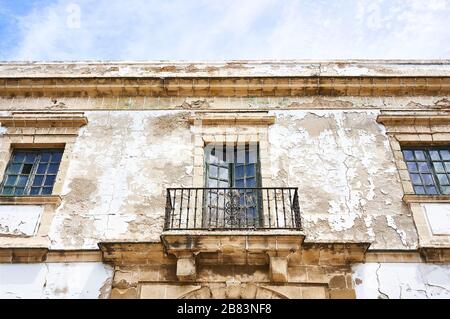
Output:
[
  {"xmin": 0, "ymin": 263, "xmax": 113, "ymax": 299},
  {"xmin": 268, "ymin": 109, "xmax": 417, "ymax": 249},
  {"xmin": 352, "ymin": 263, "xmax": 450, "ymax": 299},
  {"xmin": 0, "ymin": 205, "xmax": 43, "ymax": 237}
]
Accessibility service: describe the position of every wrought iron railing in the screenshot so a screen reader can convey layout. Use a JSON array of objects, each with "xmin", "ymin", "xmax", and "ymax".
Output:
[{"xmin": 164, "ymin": 187, "xmax": 302, "ymax": 230}]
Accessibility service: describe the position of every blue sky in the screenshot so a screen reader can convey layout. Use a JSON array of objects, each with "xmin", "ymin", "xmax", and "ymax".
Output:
[{"xmin": 0, "ymin": 0, "xmax": 449, "ymax": 61}]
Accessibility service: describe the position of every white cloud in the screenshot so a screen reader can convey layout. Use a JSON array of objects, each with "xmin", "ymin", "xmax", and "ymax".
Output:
[{"xmin": 3, "ymin": 0, "xmax": 450, "ymax": 60}]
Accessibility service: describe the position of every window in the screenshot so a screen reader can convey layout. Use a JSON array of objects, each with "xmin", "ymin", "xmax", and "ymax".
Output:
[
  {"xmin": 204, "ymin": 143, "xmax": 262, "ymax": 228},
  {"xmin": 0, "ymin": 149, "xmax": 63, "ymax": 196},
  {"xmin": 403, "ymin": 147, "xmax": 450, "ymax": 195}
]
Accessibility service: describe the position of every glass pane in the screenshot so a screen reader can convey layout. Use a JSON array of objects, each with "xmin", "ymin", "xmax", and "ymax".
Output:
[
  {"xmin": 33, "ymin": 175, "xmax": 44, "ymax": 186},
  {"xmin": 17, "ymin": 175, "xmax": 29, "ymax": 187},
  {"xmin": 41, "ymin": 152, "xmax": 51, "ymax": 162},
  {"xmin": 208, "ymin": 179, "xmax": 218, "ymax": 187},
  {"xmin": 235, "ymin": 179, "xmax": 244, "ymax": 188},
  {"xmin": 246, "ymin": 178, "xmax": 256, "ymax": 187},
  {"xmin": 41, "ymin": 187, "xmax": 52, "ymax": 195},
  {"xmin": 440, "ymin": 150, "xmax": 450, "ymax": 160},
  {"xmin": 410, "ymin": 174, "xmax": 422, "ymax": 185},
  {"xmin": 429, "ymin": 150, "xmax": 441, "ymax": 161},
  {"xmin": 218, "ymin": 180, "xmax": 229, "ymax": 188},
  {"xmin": 209, "ymin": 165, "xmax": 218, "ymax": 178},
  {"xmin": 7, "ymin": 164, "xmax": 22, "ymax": 174},
  {"xmin": 2, "ymin": 187, "xmax": 13, "ymax": 195},
  {"xmin": 407, "ymin": 162, "xmax": 418, "ymax": 172},
  {"xmin": 422, "ymin": 174, "xmax": 434, "ymax": 186},
  {"xmin": 235, "ymin": 166, "xmax": 244, "ymax": 178},
  {"xmin": 445, "ymin": 162, "xmax": 450, "ymax": 172},
  {"xmin": 426, "ymin": 186, "xmax": 438, "ymax": 195},
  {"xmin": 24, "ymin": 153, "xmax": 36, "ymax": 164},
  {"xmin": 21, "ymin": 164, "xmax": 33, "ymax": 174},
  {"xmin": 414, "ymin": 151, "xmax": 426, "ymax": 160},
  {"xmin": 5, "ymin": 175, "xmax": 17, "ymax": 186},
  {"xmin": 37, "ymin": 163, "xmax": 47, "ymax": 174},
  {"xmin": 418, "ymin": 162, "xmax": 430, "ymax": 173},
  {"xmin": 13, "ymin": 152, "xmax": 26, "ymax": 163},
  {"xmin": 441, "ymin": 186, "xmax": 450, "ymax": 195},
  {"xmin": 44, "ymin": 175, "xmax": 56, "ymax": 187},
  {"xmin": 402, "ymin": 150, "xmax": 414, "ymax": 161},
  {"xmin": 219, "ymin": 167, "xmax": 228, "ymax": 180},
  {"xmin": 437, "ymin": 174, "xmax": 449, "ymax": 185},
  {"xmin": 433, "ymin": 162, "xmax": 445, "ymax": 173},
  {"xmin": 48, "ymin": 163, "xmax": 59, "ymax": 174},
  {"xmin": 14, "ymin": 187, "xmax": 25, "ymax": 195},
  {"xmin": 414, "ymin": 186, "xmax": 426, "ymax": 194},
  {"xmin": 51, "ymin": 152, "xmax": 62, "ymax": 163},
  {"xmin": 246, "ymin": 164, "xmax": 255, "ymax": 177},
  {"xmin": 30, "ymin": 187, "xmax": 40, "ymax": 195}
]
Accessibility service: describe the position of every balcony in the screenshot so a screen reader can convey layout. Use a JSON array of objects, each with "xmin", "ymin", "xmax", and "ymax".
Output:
[
  {"xmin": 161, "ymin": 187, "xmax": 304, "ymax": 282},
  {"xmin": 164, "ymin": 187, "xmax": 302, "ymax": 231}
]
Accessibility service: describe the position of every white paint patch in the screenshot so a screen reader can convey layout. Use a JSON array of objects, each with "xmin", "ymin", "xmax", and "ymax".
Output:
[
  {"xmin": 422, "ymin": 203, "xmax": 450, "ymax": 235},
  {"xmin": 0, "ymin": 205, "xmax": 43, "ymax": 236},
  {"xmin": 352, "ymin": 263, "xmax": 450, "ymax": 299},
  {"xmin": 385, "ymin": 215, "xmax": 408, "ymax": 246},
  {"xmin": 0, "ymin": 263, "xmax": 113, "ymax": 299}
]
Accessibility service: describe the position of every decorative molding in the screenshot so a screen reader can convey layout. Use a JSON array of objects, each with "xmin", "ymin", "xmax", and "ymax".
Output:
[
  {"xmin": 377, "ymin": 110, "xmax": 450, "ymax": 126},
  {"xmin": 0, "ymin": 247, "xmax": 48, "ymax": 263},
  {"xmin": 403, "ymin": 194, "xmax": 450, "ymax": 204},
  {"xmin": 0, "ymin": 195, "xmax": 62, "ymax": 206},
  {"xmin": 419, "ymin": 247, "xmax": 450, "ymax": 263},
  {"xmin": 0, "ymin": 111, "xmax": 88, "ymax": 128},
  {"xmin": 0, "ymin": 77, "xmax": 449, "ymax": 97},
  {"xmin": 188, "ymin": 114, "xmax": 275, "ymax": 126},
  {"xmin": 0, "ymin": 248, "xmax": 102, "ymax": 263}
]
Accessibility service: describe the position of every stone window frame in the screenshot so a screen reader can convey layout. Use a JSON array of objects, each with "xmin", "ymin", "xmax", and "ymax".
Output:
[
  {"xmin": 190, "ymin": 113, "xmax": 274, "ymax": 189},
  {"xmin": 0, "ymin": 111, "xmax": 87, "ymax": 247},
  {"xmin": 378, "ymin": 110, "xmax": 450, "ymax": 248}
]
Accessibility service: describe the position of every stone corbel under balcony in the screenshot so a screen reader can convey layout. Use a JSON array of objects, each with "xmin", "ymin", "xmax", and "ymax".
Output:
[{"xmin": 160, "ymin": 230, "xmax": 305, "ymax": 283}]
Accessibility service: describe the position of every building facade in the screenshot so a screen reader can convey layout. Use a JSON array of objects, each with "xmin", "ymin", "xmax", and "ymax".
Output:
[{"xmin": 0, "ymin": 60, "xmax": 449, "ymax": 299}]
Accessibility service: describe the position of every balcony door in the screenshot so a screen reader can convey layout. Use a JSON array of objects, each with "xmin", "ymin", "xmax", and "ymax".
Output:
[{"xmin": 204, "ymin": 143, "xmax": 262, "ymax": 229}]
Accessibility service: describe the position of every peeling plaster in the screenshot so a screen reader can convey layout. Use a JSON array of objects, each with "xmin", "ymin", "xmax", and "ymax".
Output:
[
  {"xmin": 0, "ymin": 205, "xmax": 43, "ymax": 237},
  {"xmin": 0, "ymin": 263, "xmax": 113, "ymax": 299},
  {"xmin": 268, "ymin": 109, "xmax": 417, "ymax": 249},
  {"xmin": 353, "ymin": 263, "xmax": 450, "ymax": 299},
  {"xmin": 49, "ymin": 110, "xmax": 193, "ymax": 249}
]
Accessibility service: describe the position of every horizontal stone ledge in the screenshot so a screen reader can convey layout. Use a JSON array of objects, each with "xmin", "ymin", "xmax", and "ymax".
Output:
[
  {"xmin": 0, "ymin": 112, "xmax": 88, "ymax": 128},
  {"xmin": 0, "ymin": 76, "xmax": 449, "ymax": 97},
  {"xmin": 402, "ymin": 194, "xmax": 450, "ymax": 203},
  {"xmin": 0, "ymin": 247, "xmax": 103, "ymax": 263},
  {"xmin": 419, "ymin": 247, "xmax": 450, "ymax": 263},
  {"xmin": 0, "ymin": 195, "xmax": 62, "ymax": 206},
  {"xmin": 188, "ymin": 115, "xmax": 276, "ymax": 126}
]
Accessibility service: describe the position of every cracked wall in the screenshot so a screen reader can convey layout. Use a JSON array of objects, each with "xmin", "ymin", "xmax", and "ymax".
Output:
[
  {"xmin": 0, "ymin": 262, "xmax": 113, "ymax": 299},
  {"xmin": 0, "ymin": 205, "xmax": 43, "ymax": 236},
  {"xmin": 352, "ymin": 263, "xmax": 450, "ymax": 299},
  {"xmin": 36, "ymin": 108, "xmax": 419, "ymax": 250},
  {"xmin": 268, "ymin": 110, "xmax": 417, "ymax": 249},
  {"xmin": 48, "ymin": 110, "xmax": 193, "ymax": 249}
]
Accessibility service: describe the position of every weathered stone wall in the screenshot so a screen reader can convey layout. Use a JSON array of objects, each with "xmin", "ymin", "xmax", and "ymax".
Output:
[
  {"xmin": 0, "ymin": 262, "xmax": 113, "ymax": 298},
  {"xmin": 0, "ymin": 108, "xmax": 414, "ymax": 249},
  {"xmin": 48, "ymin": 110, "xmax": 193, "ymax": 249},
  {"xmin": 269, "ymin": 110, "xmax": 417, "ymax": 249},
  {"xmin": 352, "ymin": 263, "xmax": 450, "ymax": 299}
]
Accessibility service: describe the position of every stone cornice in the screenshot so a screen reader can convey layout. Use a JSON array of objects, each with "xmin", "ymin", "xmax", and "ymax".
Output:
[
  {"xmin": 1, "ymin": 60, "xmax": 450, "ymax": 77},
  {"xmin": 0, "ymin": 76, "xmax": 449, "ymax": 97},
  {"xmin": 377, "ymin": 110, "xmax": 450, "ymax": 126},
  {"xmin": 0, "ymin": 195, "xmax": 62, "ymax": 206},
  {"xmin": 0, "ymin": 111, "xmax": 88, "ymax": 127}
]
